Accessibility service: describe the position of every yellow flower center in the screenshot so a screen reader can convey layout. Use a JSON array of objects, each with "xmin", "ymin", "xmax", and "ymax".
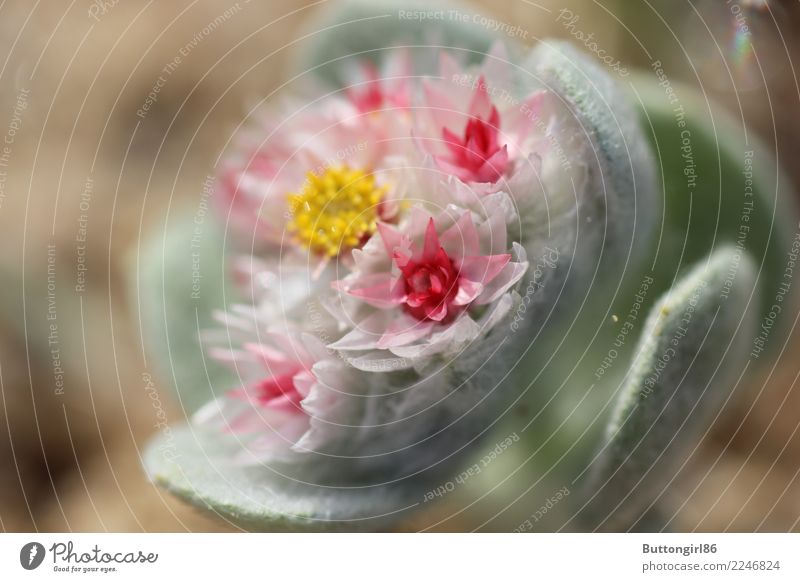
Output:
[{"xmin": 288, "ymin": 165, "xmax": 386, "ymax": 257}]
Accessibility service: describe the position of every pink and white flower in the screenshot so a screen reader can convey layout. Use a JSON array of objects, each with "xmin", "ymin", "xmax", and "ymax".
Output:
[
  {"xmin": 329, "ymin": 199, "xmax": 528, "ymax": 359},
  {"xmin": 343, "ymin": 49, "xmax": 413, "ymax": 114},
  {"xmin": 216, "ymin": 89, "xmax": 413, "ymax": 259},
  {"xmin": 196, "ymin": 45, "xmax": 568, "ymax": 468},
  {"xmin": 414, "ymin": 42, "xmax": 550, "ymax": 198},
  {"xmin": 194, "ymin": 312, "xmax": 357, "ymax": 463}
]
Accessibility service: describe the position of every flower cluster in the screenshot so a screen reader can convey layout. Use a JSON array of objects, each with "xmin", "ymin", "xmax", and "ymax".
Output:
[{"xmin": 195, "ymin": 43, "xmax": 557, "ymax": 467}]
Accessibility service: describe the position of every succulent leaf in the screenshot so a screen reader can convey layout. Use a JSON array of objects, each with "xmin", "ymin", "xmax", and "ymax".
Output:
[
  {"xmin": 293, "ymin": 0, "xmax": 498, "ymax": 85},
  {"xmin": 143, "ymin": 425, "xmax": 421, "ymax": 531},
  {"xmin": 134, "ymin": 212, "xmax": 236, "ymax": 413},
  {"xmin": 580, "ymin": 246, "xmax": 758, "ymax": 530}
]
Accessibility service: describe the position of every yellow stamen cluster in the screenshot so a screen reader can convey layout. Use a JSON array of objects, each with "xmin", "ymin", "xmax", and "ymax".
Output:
[{"xmin": 288, "ymin": 165, "xmax": 386, "ymax": 257}]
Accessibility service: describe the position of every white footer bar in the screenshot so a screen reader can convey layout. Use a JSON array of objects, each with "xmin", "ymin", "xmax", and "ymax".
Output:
[{"xmin": 0, "ymin": 533, "xmax": 797, "ymax": 581}]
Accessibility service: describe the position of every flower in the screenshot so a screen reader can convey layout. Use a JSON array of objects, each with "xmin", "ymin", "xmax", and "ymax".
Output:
[
  {"xmin": 357, "ymin": 216, "xmax": 511, "ymax": 325},
  {"xmin": 435, "ymin": 83, "xmax": 508, "ymax": 183},
  {"xmin": 344, "ymin": 49, "xmax": 412, "ymax": 113},
  {"xmin": 216, "ymin": 92, "xmax": 411, "ymax": 258},
  {"xmin": 194, "ymin": 314, "xmax": 356, "ymax": 463},
  {"xmin": 329, "ymin": 199, "xmax": 528, "ymax": 358},
  {"xmin": 414, "ymin": 42, "xmax": 549, "ymax": 196},
  {"xmin": 287, "ymin": 165, "xmax": 389, "ymax": 257}
]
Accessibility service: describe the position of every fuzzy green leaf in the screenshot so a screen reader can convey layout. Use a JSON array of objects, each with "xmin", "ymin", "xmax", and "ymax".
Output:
[
  {"xmin": 581, "ymin": 246, "xmax": 758, "ymax": 530},
  {"xmin": 143, "ymin": 424, "xmax": 422, "ymax": 531},
  {"xmin": 632, "ymin": 74, "xmax": 797, "ymax": 338},
  {"xmin": 133, "ymin": 212, "xmax": 236, "ymax": 413},
  {"xmin": 523, "ymin": 41, "xmax": 659, "ymax": 272},
  {"xmin": 292, "ymin": 0, "xmax": 499, "ymax": 85}
]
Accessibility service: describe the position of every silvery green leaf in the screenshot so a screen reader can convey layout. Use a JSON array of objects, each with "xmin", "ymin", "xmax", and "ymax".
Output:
[
  {"xmin": 631, "ymin": 73, "xmax": 797, "ymax": 339},
  {"xmin": 411, "ymin": 50, "xmax": 796, "ymax": 534},
  {"xmin": 505, "ymin": 40, "xmax": 659, "ymax": 421},
  {"xmin": 133, "ymin": 212, "xmax": 236, "ymax": 413},
  {"xmin": 579, "ymin": 246, "xmax": 758, "ymax": 530},
  {"xmin": 471, "ymin": 70, "xmax": 797, "ymax": 533},
  {"xmin": 512, "ymin": 62, "xmax": 794, "ymax": 464},
  {"xmin": 143, "ymin": 424, "xmax": 421, "ymax": 531},
  {"xmin": 522, "ymin": 41, "xmax": 658, "ymax": 281},
  {"xmin": 293, "ymin": 0, "xmax": 498, "ymax": 85}
]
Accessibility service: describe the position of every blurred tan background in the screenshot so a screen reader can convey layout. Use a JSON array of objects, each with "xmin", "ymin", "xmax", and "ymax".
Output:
[{"xmin": 0, "ymin": 0, "xmax": 799, "ymax": 532}]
